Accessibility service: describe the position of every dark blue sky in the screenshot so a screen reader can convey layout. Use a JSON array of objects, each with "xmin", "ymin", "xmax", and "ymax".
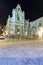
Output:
[{"xmin": 0, "ymin": 0, "xmax": 43, "ymax": 25}]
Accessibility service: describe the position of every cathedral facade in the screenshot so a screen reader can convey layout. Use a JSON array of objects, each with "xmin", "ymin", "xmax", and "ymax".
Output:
[{"xmin": 5, "ymin": 4, "xmax": 29, "ymax": 36}]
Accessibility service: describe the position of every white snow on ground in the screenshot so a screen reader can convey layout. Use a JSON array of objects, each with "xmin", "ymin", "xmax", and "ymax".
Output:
[{"xmin": 0, "ymin": 44, "xmax": 43, "ymax": 58}]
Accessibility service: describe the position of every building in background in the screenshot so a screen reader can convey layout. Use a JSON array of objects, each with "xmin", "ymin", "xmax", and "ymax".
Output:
[
  {"xmin": 3, "ymin": 4, "xmax": 43, "ymax": 38},
  {"xmin": 30, "ymin": 17, "xmax": 43, "ymax": 37},
  {"xmin": 5, "ymin": 4, "xmax": 29, "ymax": 36}
]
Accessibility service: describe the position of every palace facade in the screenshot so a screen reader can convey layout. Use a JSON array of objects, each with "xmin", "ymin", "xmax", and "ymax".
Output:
[{"xmin": 30, "ymin": 17, "xmax": 43, "ymax": 37}]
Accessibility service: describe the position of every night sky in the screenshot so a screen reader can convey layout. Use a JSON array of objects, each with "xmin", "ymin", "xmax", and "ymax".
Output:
[{"xmin": 0, "ymin": 0, "xmax": 43, "ymax": 25}]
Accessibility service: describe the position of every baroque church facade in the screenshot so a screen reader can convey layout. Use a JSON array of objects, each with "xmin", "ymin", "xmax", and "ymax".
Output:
[{"xmin": 5, "ymin": 4, "xmax": 29, "ymax": 36}]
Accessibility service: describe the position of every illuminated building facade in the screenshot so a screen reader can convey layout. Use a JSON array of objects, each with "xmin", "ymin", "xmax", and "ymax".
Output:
[
  {"xmin": 5, "ymin": 4, "xmax": 43, "ymax": 38},
  {"xmin": 5, "ymin": 4, "xmax": 29, "ymax": 36},
  {"xmin": 30, "ymin": 17, "xmax": 43, "ymax": 37}
]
